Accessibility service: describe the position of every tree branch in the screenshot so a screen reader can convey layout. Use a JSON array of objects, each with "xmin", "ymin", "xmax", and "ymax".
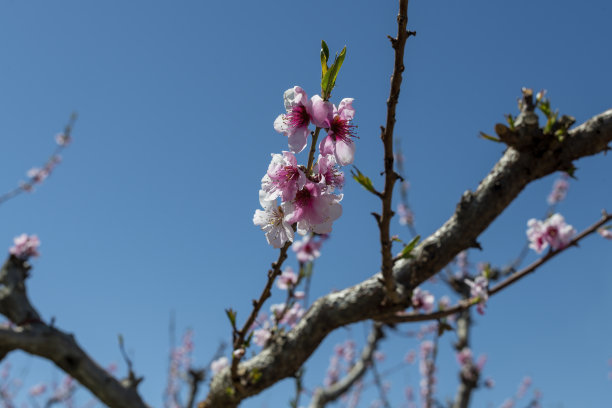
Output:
[
  {"xmin": 0, "ymin": 257, "xmax": 149, "ymax": 408},
  {"xmin": 201, "ymin": 108, "xmax": 612, "ymax": 407},
  {"xmin": 309, "ymin": 323, "xmax": 384, "ymax": 408},
  {"xmin": 377, "ymin": 0, "xmax": 412, "ymax": 304}
]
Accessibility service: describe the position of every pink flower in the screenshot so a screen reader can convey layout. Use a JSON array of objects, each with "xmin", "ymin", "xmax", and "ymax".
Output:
[
  {"xmin": 253, "ymin": 192, "xmax": 294, "ymax": 248},
  {"xmin": 438, "ymin": 295, "xmax": 451, "ymax": 309},
  {"xmin": 277, "ymin": 267, "xmax": 298, "ymax": 290},
  {"xmin": 314, "ymin": 154, "xmax": 345, "ymax": 192},
  {"xmin": 457, "ymin": 348, "xmax": 472, "ymax": 366},
  {"xmin": 547, "ymin": 174, "xmax": 569, "ymax": 205},
  {"xmin": 210, "ymin": 356, "xmax": 229, "ymax": 375},
  {"xmin": 274, "ymin": 86, "xmax": 312, "ymax": 153},
  {"xmin": 292, "ymin": 234, "xmax": 323, "ymax": 263},
  {"xmin": 279, "ymin": 302, "xmax": 304, "ymax": 327},
  {"xmin": 527, "ymin": 213, "xmax": 576, "ymax": 253},
  {"xmin": 284, "ymin": 182, "xmax": 342, "ymax": 235},
  {"xmin": 598, "ymin": 228, "xmax": 612, "ymax": 240},
  {"xmin": 253, "ymin": 321, "xmax": 272, "ymax": 347},
  {"xmin": 412, "ymin": 288, "xmax": 435, "ymax": 313},
  {"xmin": 232, "ymin": 348, "xmax": 245, "ymax": 358},
  {"xmin": 261, "ymin": 151, "xmax": 306, "ymax": 202},
  {"xmin": 319, "ymin": 98, "xmax": 357, "ymax": 166},
  {"xmin": 9, "ymin": 234, "xmax": 41, "ymax": 260},
  {"xmin": 476, "ymin": 354, "xmax": 487, "ymax": 371},
  {"xmin": 465, "ymin": 275, "xmax": 489, "ymax": 315}
]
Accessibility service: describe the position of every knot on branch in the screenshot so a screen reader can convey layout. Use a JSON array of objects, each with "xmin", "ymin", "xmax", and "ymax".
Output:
[{"xmin": 490, "ymin": 88, "xmax": 577, "ymax": 153}]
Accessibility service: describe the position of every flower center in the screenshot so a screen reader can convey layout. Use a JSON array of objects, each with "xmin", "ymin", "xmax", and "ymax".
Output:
[
  {"xmin": 330, "ymin": 116, "xmax": 357, "ymax": 143},
  {"xmin": 286, "ymin": 105, "xmax": 310, "ymax": 130}
]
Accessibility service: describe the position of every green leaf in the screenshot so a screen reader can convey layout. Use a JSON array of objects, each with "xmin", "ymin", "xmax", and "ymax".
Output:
[
  {"xmin": 250, "ymin": 368, "xmax": 263, "ymax": 383},
  {"xmin": 321, "ymin": 46, "xmax": 346, "ymax": 98},
  {"xmin": 505, "ymin": 114, "xmax": 515, "ymax": 130},
  {"xmin": 225, "ymin": 308, "xmax": 237, "ymax": 328},
  {"xmin": 301, "ymin": 261, "xmax": 313, "ymax": 278},
  {"xmin": 538, "ymin": 99, "xmax": 552, "ymax": 117},
  {"xmin": 245, "ymin": 331, "xmax": 254, "ymax": 347},
  {"xmin": 543, "ymin": 111, "xmax": 558, "ymax": 134},
  {"xmin": 328, "ymin": 47, "xmax": 346, "ymax": 90},
  {"xmin": 351, "ymin": 166, "xmax": 377, "ymax": 194},
  {"xmin": 321, "ymin": 40, "xmax": 329, "ymax": 62},
  {"xmin": 399, "ymin": 235, "xmax": 420, "ymax": 259},
  {"xmin": 479, "ymin": 131, "xmax": 501, "ymax": 143},
  {"xmin": 320, "ymin": 41, "xmax": 329, "ymax": 78},
  {"xmin": 321, "ymin": 63, "xmax": 333, "ymax": 97}
]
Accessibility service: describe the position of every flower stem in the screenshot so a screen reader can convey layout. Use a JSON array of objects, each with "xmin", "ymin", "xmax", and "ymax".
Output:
[{"xmin": 306, "ymin": 127, "xmax": 322, "ymax": 174}]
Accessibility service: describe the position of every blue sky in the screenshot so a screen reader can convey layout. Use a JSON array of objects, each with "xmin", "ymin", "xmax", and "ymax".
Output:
[{"xmin": 0, "ymin": 0, "xmax": 611, "ymax": 407}]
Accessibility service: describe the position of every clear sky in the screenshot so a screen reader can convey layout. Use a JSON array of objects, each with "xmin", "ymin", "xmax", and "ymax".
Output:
[{"xmin": 0, "ymin": 0, "xmax": 611, "ymax": 407}]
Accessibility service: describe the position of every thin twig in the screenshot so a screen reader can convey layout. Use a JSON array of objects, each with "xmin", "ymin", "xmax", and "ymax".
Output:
[
  {"xmin": 230, "ymin": 242, "xmax": 291, "ymax": 389},
  {"xmin": 382, "ymin": 211, "xmax": 612, "ymax": 324},
  {"xmin": 377, "ymin": 0, "xmax": 413, "ymax": 305}
]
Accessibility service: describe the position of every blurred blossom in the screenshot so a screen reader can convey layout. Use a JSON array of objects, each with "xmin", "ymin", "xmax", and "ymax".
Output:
[
  {"xmin": 547, "ymin": 173, "xmax": 569, "ymax": 205},
  {"xmin": 397, "ymin": 203, "xmax": 414, "ymax": 226},
  {"xmin": 598, "ymin": 228, "xmax": 612, "ymax": 240},
  {"xmin": 9, "ymin": 234, "xmax": 41, "ymax": 260},
  {"xmin": 292, "ymin": 234, "xmax": 323, "ymax": 263},
  {"xmin": 210, "ymin": 357, "xmax": 229, "ymax": 376},
  {"xmin": 412, "ymin": 288, "xmax": 435, "ymax": 313},
  {"xmin": 527, "ymin": 213, "xmax": 575, "ymax": 253},
  {"xmin": 465, "ymin": 275, "xmax": 489, "ymax": 315},
  {"xmin": 404, "ymin": 350, "xmax": 416, "ymax": 364},
  {"xmin": 456, "ymin": 348, "xmax": 473, "ymax": 366},
  {"xmin": 438, "ymin": 295, "xmax": 451, "ymax": 309},
  {"xmin": 55, "ymin": 132, "xmax": 72, "ymax": 146},
  {"xmin": 277, "ymin": 267, "xmax": 298, "ymax": 290},
  {"xmin": 27, "ymin": 167, "xmax": 49, "ymax": 183},
  {"xmin": 29, "ymin": 384, "xmax": 46, "ymax": 397}
]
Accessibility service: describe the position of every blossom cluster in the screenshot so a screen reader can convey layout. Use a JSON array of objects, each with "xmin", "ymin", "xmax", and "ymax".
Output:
[
  {"xmin": 254, "ymin": 86, "xmax": 356, "ymax": 248},
  {"xmin": 165, "ymin": 330, "xmax": 194, "ymax": 406},
  {"xmin": 9, "ymin": 234, "xmax": 41, "ymax": 260},
  {"xmin": 464, "ymin": 275, "xmax": 489, "ymax": 315},
  {"xmin": 526, "ymin": 213, "xmax": 576, "ymax": 253},
  {"xmin": 323, "ymin": 339, "xmax": 356, "ymax": 387},
  {"xmin": 419, "ymin": 340, "xmax": 436, "ymax": 402},
  {"xmin": 411, "ymin": 287, "xmax": 435, "ymax": 313}
]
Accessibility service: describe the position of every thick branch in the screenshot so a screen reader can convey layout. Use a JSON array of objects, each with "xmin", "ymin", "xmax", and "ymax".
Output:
[
  {"xmin": 0, "ymin": 257, "xmax": 148, "ymax": 408},
  {"xmin": 201, "ymin": 109, "xmax": 612, "ymax": 407},
  {"xmin": 0, "ymin": 325, "xmax": 148, "ymax": 408}
]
